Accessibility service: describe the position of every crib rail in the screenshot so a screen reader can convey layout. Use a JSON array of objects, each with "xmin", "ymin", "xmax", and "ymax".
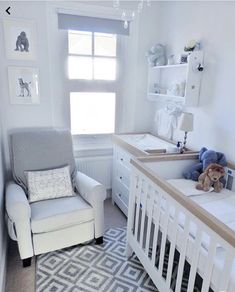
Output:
[{"xmin": 126, "ymin": 158, "xmax": 235, "ymax": 292}]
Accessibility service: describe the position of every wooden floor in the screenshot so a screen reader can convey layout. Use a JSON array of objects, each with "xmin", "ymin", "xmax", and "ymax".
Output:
[{"xmin": 5, "ymin": 198, "xmax": 127, "ymax": 292}]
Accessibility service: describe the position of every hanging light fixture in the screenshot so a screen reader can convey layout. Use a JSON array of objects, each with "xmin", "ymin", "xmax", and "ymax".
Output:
[{"xmin": 113, "ymin": 0, "xmax": 151, "ymax": 29}]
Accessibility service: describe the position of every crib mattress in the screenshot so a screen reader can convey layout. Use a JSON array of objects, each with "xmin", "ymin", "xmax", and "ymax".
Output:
[
  {"xmin": 166, "ymin": 179, "xmax": 235, "ymax": 288},
  {"xmin": 167, "ymin": 178, "xmax": 235, "ymax": 232}
]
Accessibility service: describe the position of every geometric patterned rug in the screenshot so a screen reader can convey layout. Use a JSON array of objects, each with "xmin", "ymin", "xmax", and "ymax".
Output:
[{"xmin": 36, "ymin": 227, "xmax": 159, "ymax": 292}]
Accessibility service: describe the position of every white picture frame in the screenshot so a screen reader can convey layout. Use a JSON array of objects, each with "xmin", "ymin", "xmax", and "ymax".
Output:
[
  {"xmin": 8, "ymin": 67, "xmax": 40, "ymax": 105},
  {"xmin": 3, "ymin": 18, "xmax": 37, "ymax": 60}
]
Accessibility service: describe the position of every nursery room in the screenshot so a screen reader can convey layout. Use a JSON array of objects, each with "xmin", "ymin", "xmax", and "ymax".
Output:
[{"xmin": 0, "ymin": 0, "xmax": 235, "ymax": 291}]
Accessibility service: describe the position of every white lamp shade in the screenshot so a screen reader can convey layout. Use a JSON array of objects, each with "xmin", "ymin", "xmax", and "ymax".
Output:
[{"xmin": 179, "ymin": 112, "xmax": 194, "ymax": 132}]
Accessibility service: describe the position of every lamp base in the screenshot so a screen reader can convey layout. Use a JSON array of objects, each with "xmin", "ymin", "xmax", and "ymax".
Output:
[{"xmin": 180, "ymin": 131, "xmax": 188, "ymax": 153}]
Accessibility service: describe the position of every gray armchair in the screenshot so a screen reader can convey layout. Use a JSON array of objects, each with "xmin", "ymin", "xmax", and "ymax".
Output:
[{"xmin": 5, "ymin": 129, "xmax": 106, "ymax": 267}]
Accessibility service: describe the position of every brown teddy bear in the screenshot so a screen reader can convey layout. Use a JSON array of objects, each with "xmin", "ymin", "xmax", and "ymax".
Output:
[{"xmin": 196, "ymin": 163, "xmax": 225, "ymax": 193}]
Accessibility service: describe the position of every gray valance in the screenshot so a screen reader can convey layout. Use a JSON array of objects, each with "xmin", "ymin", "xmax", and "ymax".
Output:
[{"xmin": 58, "ymin": 13, "xmax": 130, "ymax": 35}]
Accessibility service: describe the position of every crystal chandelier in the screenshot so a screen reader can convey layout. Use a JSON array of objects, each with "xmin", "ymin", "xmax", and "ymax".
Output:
[{"xmin": 113, "ymin": 0, "xmax": 151, "ymax": 29}]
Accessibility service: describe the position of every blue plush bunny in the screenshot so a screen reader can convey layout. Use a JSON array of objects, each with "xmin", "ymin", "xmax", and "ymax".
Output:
[{"xmin": 183, "ymin": 147, "xmax": 227, "ymax": 184}]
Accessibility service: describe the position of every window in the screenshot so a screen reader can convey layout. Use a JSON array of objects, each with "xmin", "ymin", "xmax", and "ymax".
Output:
[
  {"xmin": 68, "ymin": 30, "xmax": 118, "ymax": 135},
  {"xmin": 70, "ymin": 92, "xmax": 116, "ymax": 135},
  {"xmin": 68, "ymin": 31, "xmax": 117, "ymax": 80}
]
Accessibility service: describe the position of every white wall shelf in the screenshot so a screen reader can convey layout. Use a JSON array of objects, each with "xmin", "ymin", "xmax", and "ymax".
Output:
[
  {"xmin": 148, "ymin": 93, "xmax": 185, "ymax": 99},
  {"xmin": 147, "ymin": 51, "xmax": 204, "ymax": 107},
  {"xmin": 151, "ymin": 63, "xmax": 188, "ymax": 69}
]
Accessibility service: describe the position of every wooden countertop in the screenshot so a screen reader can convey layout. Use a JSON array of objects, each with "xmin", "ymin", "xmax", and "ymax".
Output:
[{"xmin": 113, "ymin": 132, "xmax": 196, "ymax": 157}]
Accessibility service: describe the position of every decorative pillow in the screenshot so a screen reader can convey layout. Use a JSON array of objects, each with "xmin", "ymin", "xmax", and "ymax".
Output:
[{"xmin": 25, "ymin": 165, "xmax": 75, "ymax": 203}]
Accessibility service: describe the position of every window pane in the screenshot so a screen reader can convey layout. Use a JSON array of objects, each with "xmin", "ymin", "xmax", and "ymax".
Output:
[
  {"xmin": 68, "ymin": 56, "xmax": 92, "ymax": 79},
  {"xmin": 70, "ymin": 92, "xmax": 116, "ymax": 135},
  {"xmin": 68, "ymin": 31, "xmax": 92, "ymax": 55},
  {"xmin": 94, "ymin": 58, "xmax": 116, "ymax": 80},
  {"xmin": 94, "ymin": 33, "xmax": 117, "ymax": 56}
]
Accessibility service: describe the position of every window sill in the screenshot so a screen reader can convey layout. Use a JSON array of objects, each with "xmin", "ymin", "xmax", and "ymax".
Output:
[
  {"xmin": 72, "ymin": 134, "xmax": 113, "ymax": 158},
  {"xmin": 73, "ymin": 145, "xmax": 113, "ymax": 158}
]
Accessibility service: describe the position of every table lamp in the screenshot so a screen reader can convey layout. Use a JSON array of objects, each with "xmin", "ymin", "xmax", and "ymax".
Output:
[{"xmin": 178, "ymin": 112, "xmax": 194, "ymax": 153}]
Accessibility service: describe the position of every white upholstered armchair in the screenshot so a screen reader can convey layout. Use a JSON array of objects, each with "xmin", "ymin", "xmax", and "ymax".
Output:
[{"xmin": 5, "ymin": 129, "xmax": 106, "ymax": 267}]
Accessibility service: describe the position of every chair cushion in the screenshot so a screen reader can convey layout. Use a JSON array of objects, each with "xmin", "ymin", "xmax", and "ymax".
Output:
[
  {"xmin": 26, "ymin": 165, "xmax": 75, "ymax": 203},
  {"xmin": 30, "ymin": 195, "xmax": 94, "ymax": 233}
]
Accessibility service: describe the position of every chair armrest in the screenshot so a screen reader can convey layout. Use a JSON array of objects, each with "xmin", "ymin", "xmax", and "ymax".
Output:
[
  {"xmin": 5, "ymin": 182, "xmax": 33, "ymax": 259},
  {"xmin": 6, "ymin": 182, "xmax": 31, "ymax": 221},
  {"xmin": 75, "ymin": 171, "xmax": 106, "ymax": 206},
  {"xmin": 75, "ymin": 171, "xmax": 106, "ymax": 238}
]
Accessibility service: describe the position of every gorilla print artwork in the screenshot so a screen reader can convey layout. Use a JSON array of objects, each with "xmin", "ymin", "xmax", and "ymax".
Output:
[
  {"xmin": 3, "ymin": 18, "xmax": 36, "ymax": 60},
  {"xmin": 15, "ymin": 31, "xmax": 29, "ymax": 52}
]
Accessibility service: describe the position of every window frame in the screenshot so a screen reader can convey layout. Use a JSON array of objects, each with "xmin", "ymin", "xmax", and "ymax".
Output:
[
  {"xmin": 67, "ymin": 30, "xmax": 121, "ymax": 138},
  {"xmin": 68, "ymin": 30, "xmax": 117, "ymax": 81}
]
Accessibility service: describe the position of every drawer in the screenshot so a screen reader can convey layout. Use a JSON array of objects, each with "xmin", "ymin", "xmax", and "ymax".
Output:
[
  {"xmin": 113, "ymin": 193, "xmax": 128, "ymax": 216},
  {"xmin": 115, "ymin": 191, "xmax": 128, "ymax": 207},
  {"xmin": 115, "ymin": 162, "xmax": 130, "ymax": 188},
  {"xmin": 115, "ymin": 147, "xmax": 132, "ymax": 169},
  {"xmin": 114, "ymin": 179, "xmax": 129, "ymax": 206}
]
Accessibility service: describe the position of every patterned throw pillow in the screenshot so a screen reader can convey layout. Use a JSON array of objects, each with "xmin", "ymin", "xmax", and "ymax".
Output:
[{"xmin": 25, "ymin": 165, "xmax": 75, "ymax": 203}]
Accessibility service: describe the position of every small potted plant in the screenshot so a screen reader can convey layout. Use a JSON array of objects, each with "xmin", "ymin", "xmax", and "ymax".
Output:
[
  {"xmin": 180, "ymin": 40, "xmax": 200, "ymax": 63},
  {"xmin": 184, "ymin": 39, "xmax": 200, "ymax": 52}
]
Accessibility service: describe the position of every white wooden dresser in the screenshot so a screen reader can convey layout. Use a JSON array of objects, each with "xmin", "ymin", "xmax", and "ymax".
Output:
[{"xmin": 112, "ymin": 133, "xmax": 177, "ymax": 216}]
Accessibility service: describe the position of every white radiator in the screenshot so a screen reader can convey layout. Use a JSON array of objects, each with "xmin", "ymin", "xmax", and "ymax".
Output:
[{"xmin": 75, "ymin": 156, "xmax": 112, "ymax": 189}]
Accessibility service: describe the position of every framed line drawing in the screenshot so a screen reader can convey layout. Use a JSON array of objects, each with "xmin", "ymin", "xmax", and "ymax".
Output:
[
  {"xmin": 8, "ymin": 67, "xmax": 40, "ymax": 105},
  {"xmin": 3, "ymin": 18, "xmax": 37, "ymax": 60}
]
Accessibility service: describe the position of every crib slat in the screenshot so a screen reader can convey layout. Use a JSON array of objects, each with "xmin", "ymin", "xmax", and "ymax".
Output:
[
  {"xmin": 166, "ymin": 207, "xmax": 179, "ymax": 288},
  {"xmin": 127, "ymin": 174, "xmax": 138, "ymax": 234},
  {"xmin": 145, "ymin": 186, "xmax": 155, "ymax": 256},
  {"xmin": 151, "ymin": 192, "xmax": 162, "ymax": 265},
  {"xmin": 158, "ymin": 197, "xmax": 170, "ymax": 276},
  {"xmin": 126, "ymin": 174, "xmax": 138, "ymax": 257},
  {"xmin": 219, "ymin": 248, "xmax": 234, "ymax": 291},
  {"xmin": 175, "ymin": 217, "xmax": 190, "ymax": 292},
  {"xmin": 139, "ymin": 182, "xmax": 148, "ymax": 248},
  {"xmin": 187, "ymin": 228, "xmax": 203, "ymax": 292},
  {"xmin": 201, "ymin": 239, "xmax": 217, "ymax": 292},
  {"xmin": 134, "ymin": 178, "xmax": 143, "ymax": 240}
]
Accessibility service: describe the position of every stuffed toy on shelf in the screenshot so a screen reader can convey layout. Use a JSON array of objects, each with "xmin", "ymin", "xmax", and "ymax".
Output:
[{"xmin": 146, "ymin": 43, "xmax": 166, "ymax": 67}]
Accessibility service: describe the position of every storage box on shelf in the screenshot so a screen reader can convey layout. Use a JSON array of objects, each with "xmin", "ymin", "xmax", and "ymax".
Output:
[{"xmin": 147, "ymin": 51, "xmax": 204, "ymax": 106}]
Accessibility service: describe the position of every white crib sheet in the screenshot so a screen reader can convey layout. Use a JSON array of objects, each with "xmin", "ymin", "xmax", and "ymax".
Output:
[
  {"xmin": 167, "ymin": 178, "xmax": 235, "ymax": 232},
  {"xmin": 166, "ymin": 179, "xmax": 235, "ymax": 287}
]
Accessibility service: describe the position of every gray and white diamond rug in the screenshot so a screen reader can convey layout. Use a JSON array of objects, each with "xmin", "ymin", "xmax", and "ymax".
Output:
[{"xmin": 36, "ymin": 227, "xmax": 158, "ymax": 292}]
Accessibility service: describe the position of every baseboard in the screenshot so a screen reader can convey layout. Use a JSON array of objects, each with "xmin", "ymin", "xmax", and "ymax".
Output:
[{"xmin": 0, "ymin": 237, "xmax": 7, "ymax": 292}]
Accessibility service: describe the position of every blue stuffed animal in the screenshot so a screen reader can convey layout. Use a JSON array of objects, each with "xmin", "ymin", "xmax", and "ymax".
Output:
[{"xmin": 183, "ymin": 147, "xmax": 227, "ymax": 183}]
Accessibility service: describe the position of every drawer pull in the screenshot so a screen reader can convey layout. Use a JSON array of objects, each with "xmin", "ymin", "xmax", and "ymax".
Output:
[
  {"xmin": 118, "ymin": 193, "xmax": 122, "ymax": 197},
  {"xmin": 120, "ymin": 176, "xmax": 123, "ymax": 180},
  {"xmin": 120, "ymin": 158, "xmax": 123, "ymax": 161}
]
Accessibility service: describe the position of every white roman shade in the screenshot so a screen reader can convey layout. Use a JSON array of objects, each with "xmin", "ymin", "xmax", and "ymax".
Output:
[{"xmin": 58, "ymin": 13, "xmax": 130, "ymax": 35}]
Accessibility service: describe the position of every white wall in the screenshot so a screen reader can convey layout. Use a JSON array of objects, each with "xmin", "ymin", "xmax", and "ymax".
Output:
[
  {"xmin": 0, "ymin": 112, "xmax": 7, "ymax": 291},
  {"xmin": 0, "ymin": 1, "xmax": 54, "ymax": 170},
  {"xmin": 1, "ymin": 2, "xmax": 234, "ymax": 161},
  {"xmin": 154, "ymin": 1, "xmax": 235, "ymax": 161},
  {"xmin": 46, "ymin": 1, "xmax": 159, "ymax": 133},
  {"xmin": 132, "ymin": 2, "xmax": 162, "ymax": 132},
  {"xmin": 0, "ymin": 1, "xmax": 158, "ymax": 155}
]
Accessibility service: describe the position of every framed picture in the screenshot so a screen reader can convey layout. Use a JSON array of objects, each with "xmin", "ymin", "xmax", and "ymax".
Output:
[
  {"xmin": 8, "ymin": 67, "xmax": 40, "ymax": 105},
  {"xmin": 3, "ymin": 18, "xmax": 37, "ymax": 60}
]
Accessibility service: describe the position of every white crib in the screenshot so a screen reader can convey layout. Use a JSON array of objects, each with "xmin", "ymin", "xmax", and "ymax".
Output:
[{"xmin": 126, "ymin": 153, "xmax": 235, "ymax": 292}]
